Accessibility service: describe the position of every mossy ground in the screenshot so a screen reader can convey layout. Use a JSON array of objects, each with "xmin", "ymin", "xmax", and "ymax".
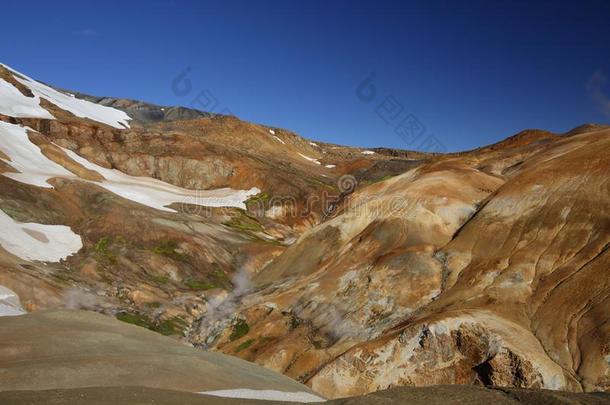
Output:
[
  {"xmin": 151, "ymin": 240, "xmax": 185, "ymax": 261},
  {"xmin": 222, "ymin": 210, "xmax": 263, "ymax": 232},
  {"xmin": 94, "ymin": 236, "xmax": 116, "ymax": 265},
  {"xmin": 229, "ymin": 318, "xmax": 250, "ymax": 341},
  {"xmin": 234, "ymin": 338, "xmax": 255, "ymax": 352},
  {"xmin": 116, "ymin": 312, "xmax": 187, "ymax": 336}
]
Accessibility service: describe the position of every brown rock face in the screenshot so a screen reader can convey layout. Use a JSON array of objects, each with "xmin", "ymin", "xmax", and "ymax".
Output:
[
  {"xmin": 197, "ymin": 129, "xmax": 610, "ymax": 398},
  {"xmin": 0, "ymin": 63, "xmax": 608, "ymax": 400}
]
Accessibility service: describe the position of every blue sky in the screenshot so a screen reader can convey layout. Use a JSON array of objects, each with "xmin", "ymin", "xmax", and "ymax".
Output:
[{"xmin": 1, "ymin": 0, "xmax": 609, "ymax": 151}]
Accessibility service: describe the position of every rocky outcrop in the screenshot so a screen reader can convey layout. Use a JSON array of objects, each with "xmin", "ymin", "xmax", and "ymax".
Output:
[{"xmin": 310, "ymin": 311, "xmax": 567, "ymax": 397}]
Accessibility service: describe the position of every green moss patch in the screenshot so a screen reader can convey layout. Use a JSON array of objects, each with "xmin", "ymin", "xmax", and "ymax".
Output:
[
  {"xmin": 94, "ymin": 236, "xmax": 116, "ymax": 265},
  {"xmin": 150, "ymin": 274, "xmax": 170, "ymax": 285},
  {"xmin": 152, "ymin": 240, "xmax": 184, "ymax": 261},
  {"xmin": 223, "ymin": 211, "xmax": 263, "ymax": 232},
  {"xmin": 361, "ymin": 174, "xmax": 397, "ymax": 186},
  {"xmin": 116, "ymin": 312, "xmax": 151, "ymax": 328},
  {"xmin": 234, "ymin": 338, "xmax": 255, "ymax": 353},
  {"xmin": 154, "ymin": 317, "xmax": 188, "ymax": 336},
  {"xmin": 184, "ymin": 279, "xmax": 217, "ymax": 291},
  {"xmin": 246, "ymin": 192, "xmax": 270, "ymax": 205},
  {"xmin": 116, "ymin": 312, "xmax": 187, "ymax": 336},
  {"xmin": 229, "ymin": 319, "xmax": 250, "ymax": 341}
]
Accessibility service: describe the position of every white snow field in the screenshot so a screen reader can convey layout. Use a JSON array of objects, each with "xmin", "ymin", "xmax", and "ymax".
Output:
[
  {"xmin": 0, "ymin": 79, "xmax": 54, "ymax": 119},
  {"xmin": 62, "ymin": 148, "xmax": 260, "ymax": 212},
  {"xmin": 0, "ymin": 285, "xmax": 26, "ymax": 317},
  {"xmin": 0, "ymin": 121, "xmax": 74, "ymax": 188},
  {"xmin": 361, "ymin": 150, "xmax": 375, "ymax": 155},
  {"xmin": 199, "ymin": 389, "xmax": 326, "ymax": 403},
  {"xmin": 1, "ymin": 63, "xmax": 131, "ymax": 129},
  {"xmin": 0, "ymin": 121, "xmax": 259, "ymax": 211},
  {"xmin": 0, "ymin": 209, "xmax": 83, "ymax": 262}
]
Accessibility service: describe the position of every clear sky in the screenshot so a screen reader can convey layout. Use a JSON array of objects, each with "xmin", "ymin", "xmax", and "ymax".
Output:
[{"xmin": 1, "ymin": 0, "xmax": 609, "ymax": 151}]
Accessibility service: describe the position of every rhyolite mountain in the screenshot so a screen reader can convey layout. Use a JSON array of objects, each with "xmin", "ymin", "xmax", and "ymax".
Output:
[{"xmin": 0, "ymin": 63, "xmax": 608, "ymax": 403}]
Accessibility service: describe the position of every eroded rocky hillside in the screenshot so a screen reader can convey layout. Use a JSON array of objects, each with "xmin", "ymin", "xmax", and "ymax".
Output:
[
  {"xmin": 0, "ymin": 62, "xmax": 608, "ymax": 400},
  {"xmin": 0, "ymin": 63, "xmax": 417, "ymax": 332},
  {"xmin": 200, "ymin": 127, "xmax": 610, "ymax": 398}
]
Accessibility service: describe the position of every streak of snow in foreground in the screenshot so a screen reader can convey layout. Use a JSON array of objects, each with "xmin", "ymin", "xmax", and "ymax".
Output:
[
  {"xmin": 273, "ymin": 135, "xmax": 286, "ymax": 144},
  {"xmin": 0, "ymin": 79, "xmax": 54, "ymax": 119},
  {"xmin": 198, "ymin": 389, "xmax": 326, "ymax": 403},
  {"xmin": 2, "ymin": 63, "xmax": 131, "ymax": 129},
  {"xmin": 0, "ymin": 285, "xmax": 26, "ymax": 317},
  {"xmin": 0, "ymin": 121, "xmax": 74, "ymax": 188},
  {"xmin": 0, "ymin": 209, "xmax": 82, "ymax": 262},
  {"xmin": 297, "ymin": 152, "xmax": 322, "ymax": 165},
  {"xmin": 62, "ymin": 148, "xmax": 260, "ymax": 212}
]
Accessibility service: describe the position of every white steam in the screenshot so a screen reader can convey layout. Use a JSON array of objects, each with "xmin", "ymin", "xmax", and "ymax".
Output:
[
  {"xmin": 63, "ymin": 288, "xmax": 101, "ymax": 310},
  {"xmin": 587, "ymin": 70, "xmax": 610, "ymax": 117},
  {"xmin": 198, "ymin": 267, "xmax": 253, "ymax": 346}
]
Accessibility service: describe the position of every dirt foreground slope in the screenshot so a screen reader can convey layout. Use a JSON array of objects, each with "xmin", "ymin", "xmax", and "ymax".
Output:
[
  {"xmin": 0, "ymin": 309, "xmax": 323, "ymax": 402},
  {"xmin": 0, "ymin": 385, "xmax": 608, "ymax": 405}
]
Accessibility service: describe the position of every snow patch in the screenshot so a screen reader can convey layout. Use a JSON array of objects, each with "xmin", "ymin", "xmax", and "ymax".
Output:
[
  {"xmin": 0, "ymin": 121, "xmax": 257, "ymax": 211},
  {"xmin": 62, "ymin": 148, "xmax": 259, "ymax": 212},
  {"xmin": 361, "ymin": 150, "xmax": 375, "ymax": 155},
  {"xmin": 269, "ymin": 129, "xmax": 275, "ymax": 135},
  {"xmin": 0, "ymin": 79, "xmax": 54, "ymax": 119},
  {"xmin": 309, "ymin": 142, "xmax": 318, "ymax": 147},
  {"xmin": 273, "ymin": 135, "xmax": 286, "ymax": 145},
  {"xmin": 0, "ymin": 209, "xmax": 82, "ymax": 262},
  {"xmin": 3, "ymin": 64, "xmax": 131, "ymax": 129},
  {"xmin": 0, "ymin": 285, "xmax": 26, "ymax": 316},
  {"xmin": 325, "ymin": 164, "xmax": 336, "ymax": 169},
  {"xmin": 199, "ymin": 389, "xmax": 325, "ymax": 403},
  {"xmin": 297, "ymin": 152, "xmax": 321, "ymax": 165},
  {"xmin": 0, "ymin": 121, "xmax": 75, "ymax": 188}
]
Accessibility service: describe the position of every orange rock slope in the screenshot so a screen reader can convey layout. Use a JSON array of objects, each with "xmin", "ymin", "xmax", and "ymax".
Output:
[{"xmin": 198, "ymin": 128, "xmax": 610, "ymax": 398}]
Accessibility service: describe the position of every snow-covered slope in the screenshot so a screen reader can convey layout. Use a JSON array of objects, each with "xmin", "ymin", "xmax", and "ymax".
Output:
[
  {"xmin": 0, "ymin": 209, "xmax": 82, "ymax": 262},
  {"xmin": 62, "ymin": 147, "xmax": 260, "ymax": 212},
  {"xmin": 0, "ymin": 78, "xmax": 54, "ymax": 119},
  {"xmin": 0, "ymin": 121, "xmax": 259, "ymax": 211},
  {"xmin": 1, "ymin": 63, "xmax": 131, "ymax": 129},
  {"xmin": 0, "ymin": 121, "xmax": 74, "ymax": 188}
]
